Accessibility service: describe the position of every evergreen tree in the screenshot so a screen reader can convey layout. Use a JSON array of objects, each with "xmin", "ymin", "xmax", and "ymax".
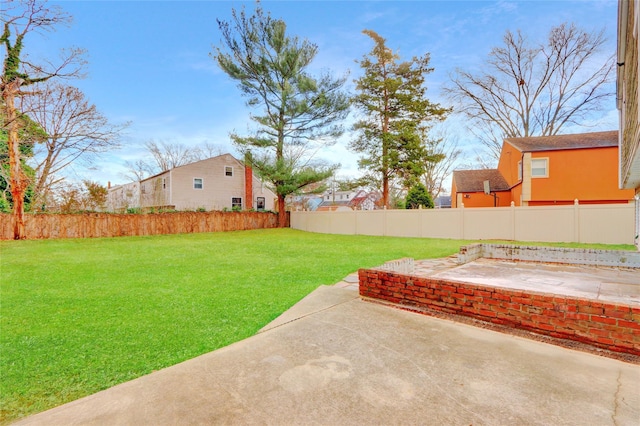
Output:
[
  {"xmin": 212, "ymin": 4, "xmax": 350, "ymax": 227},
  {"xmin": 405, "ymin": 183, "xmax": 433, "ymax": 209},
  {"xmin": 349, "ymin": 30, "xmax": 449, "ymax": 208}
]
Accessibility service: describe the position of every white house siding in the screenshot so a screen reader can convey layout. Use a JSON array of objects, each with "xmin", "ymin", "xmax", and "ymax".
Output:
[
  {"xmin": 168, "ymin": 155, "xmax": 242, "ymax": 210},
  {"xmin": 250, "ymin": 175, "xmax": 276, "ymax": 211},
  {"xmin": 140, "ymin": 172, "xmax": 171, "ymax": 209},
  {"xmin": 107, "ymin": 154, "xmax": 276, "ymax": 212},
  {"xmin": 107, "ymin": 181, "xmax": 140, "ymax": 212}
]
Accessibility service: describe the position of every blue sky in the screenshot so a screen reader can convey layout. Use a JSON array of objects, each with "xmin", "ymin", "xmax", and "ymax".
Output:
[{"xmin": 26, "ymin": 0, "xmax": 619, "ymax": 189}]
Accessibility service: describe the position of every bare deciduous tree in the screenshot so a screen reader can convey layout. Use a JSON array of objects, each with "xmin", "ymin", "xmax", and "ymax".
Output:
[
  {"xmin": 122, "ymin": 139, "xmax": 224, "ymax": 182},
  {"xmin": 421, "ymin": 127, "xmax": 462, "ymax": 200},
  {"xmin": 19, "ymin": 82, "xmax": 128, "ymax": 209},
  {"xmin": 445, "ymin": 23, "xmax": 614, "ymax": 161},
  {"xmin": 1, "ymin": 0, "xmax": 85, "ymax": 238}
]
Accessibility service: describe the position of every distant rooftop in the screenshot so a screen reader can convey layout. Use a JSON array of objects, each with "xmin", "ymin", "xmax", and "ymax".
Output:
[
  {"xmin": 453, "ymin": 169, "xmax": 510, "ymax": 193},
  {"xmin": 504, "ymin": 131, "xmax": 618, "ymax": 152}
]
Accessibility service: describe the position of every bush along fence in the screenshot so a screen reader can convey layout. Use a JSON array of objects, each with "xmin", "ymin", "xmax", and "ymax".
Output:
[{"xmin": 0, "ymin": 211, "xmax": 281, "ymax": 240}]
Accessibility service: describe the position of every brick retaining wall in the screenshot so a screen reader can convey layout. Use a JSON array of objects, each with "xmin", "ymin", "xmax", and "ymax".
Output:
[{"xmin": 359, "ymin": 269, "xmax": 640, "ymax": 356}]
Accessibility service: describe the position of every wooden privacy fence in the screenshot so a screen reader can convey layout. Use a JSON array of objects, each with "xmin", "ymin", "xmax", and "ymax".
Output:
[
  {"xmin": 291, "ymin": 202, "xmax": 638, "ymax": 245},
  {"xmin": 0, "ymin": 211, "xmax": 280, "ymax": 240}
]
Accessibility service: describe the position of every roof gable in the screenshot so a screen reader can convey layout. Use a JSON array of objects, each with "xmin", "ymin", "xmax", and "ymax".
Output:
[
  {"xmin": 504, "ymin": 131, "xmax": 618, "ymax": 152},
  {"xmin": 453, "ymin": 169, "xmax": 510, "ymax": 193},
  {"xmin": 140, "ymin": 153, "xmax": 242, "ymax": 183}
]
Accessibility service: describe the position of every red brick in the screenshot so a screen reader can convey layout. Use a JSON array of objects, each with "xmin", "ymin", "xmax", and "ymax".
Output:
[
  {"xmin": 549, "ymin": 318, "xmax": 568, "ymax": 327},
  {"xmin": 497, "ymin": 312, "xmax": 517, "ymax": 322},
  {"xmin": 532, "ymin": 300, "xmax": 554, "ymax": 309},
  {"xmin": 611, "ymin": 331, "xmax": 634, "ymax": 341},
  {"xmin": 458, "ymin": 287, "xmax": 474, "ymax": 295},
  {"xmin": 588, "ymin": 328, "xmax": 611, "ymax": 338},
  {"xmin": 602, "ymin": 302, "xmax": 628, "ymax": 311},
  {"xmin": 474, "ymin": 290, "xmax": 493, "ymax": 298},
  {"xmin": 590, "ymin": 316, "xmax": 617, "ymax": 326},
  {"xmin": 617, "ymin": 319, "xmax": 640, "ymax": 330},
  {"xmin": 478, "ymin": 309, "xmax": 497, "ymax": 318},
  {"xmin": 603, "ymin": 309, "xmax": 631, "ymax": 320},
  {"xmin": 508, "ymin": 309, "xmax": 524, "ymax": 318},
  {"xmin": 577, "ymin": 305, "xmax": 603, "ymax": 315},
  {"xmin": 550, "ymin": 330, "xmax": 573, "ymax": 338},
  {"xmin": 483, "ymin": 298, "xmax": 502, "ymax": 306},
  {"xmin": 595, "ymin": 337, "xmax": 615, "ymax": 345},
  {"xmin": 505, "ymin": 303, "xmax": 522, "ymax": 311},
  {"xmin": 493, "ymin": 292, "xmax": 511, "ymax": 301}
]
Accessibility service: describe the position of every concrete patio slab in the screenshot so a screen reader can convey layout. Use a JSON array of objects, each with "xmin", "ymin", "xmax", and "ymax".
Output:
[
  {"xmin": 15, "ymin": 286, "xmax": 640, "ymax": 426},
  {"xmin": 431, "ymin": 258, "xmax": 640, "ymax": 306}
]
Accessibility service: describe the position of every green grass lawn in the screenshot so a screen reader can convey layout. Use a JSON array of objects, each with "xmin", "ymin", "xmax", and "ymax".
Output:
[{"xmin": 0, "ymin": 229, "xmax": 634, "ymax": 423}]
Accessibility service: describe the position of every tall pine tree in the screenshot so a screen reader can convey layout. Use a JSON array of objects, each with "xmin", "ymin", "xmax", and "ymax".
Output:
[
  {"xmin": 350, "ymin": 30, "xmax": 449, "ymax": 208},
  {"xmin": 212, "ymin": 5, "xmax": 349, "ymax": 227}
]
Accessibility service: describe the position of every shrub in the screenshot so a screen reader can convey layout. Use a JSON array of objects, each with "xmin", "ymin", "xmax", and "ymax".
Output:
[{"xmin": 406, "ymin": 183, "xmax": 434, "ymax": 209}]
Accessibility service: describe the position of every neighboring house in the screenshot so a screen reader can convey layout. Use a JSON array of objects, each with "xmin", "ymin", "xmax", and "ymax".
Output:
[
  {"xmin": 107, "ymin": 181, "xmax": 140, "ymax": 211},
  {"xmin": 107, "ymin": 154, "xmax": 276, "ymax": 212},
  {"xmin": 451, "ymin": 131, "xmax": 636, "ymax": 208},
  {"xmin": 434, "ymin": 195, "xmax": 452, "ymax": 208},
  {"xmin": 617, "ymin": 0, "xmax": 640, "ymax": 249},
  {"xmin": 618, "ymin": 0, "xmax": 640, "ymax": 193},
  {"xmin": 316, "ymin": 189, "xmax": 377, "ymax": 211},
  {"xmin": 286, "ymin": 194, "xmax": 323, "ymax": 211}
]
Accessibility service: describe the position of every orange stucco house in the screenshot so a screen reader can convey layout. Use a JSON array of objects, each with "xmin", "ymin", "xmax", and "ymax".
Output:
[{"xmin": 452, "ymin": 131, "xmax": 636, "ymax": 208}]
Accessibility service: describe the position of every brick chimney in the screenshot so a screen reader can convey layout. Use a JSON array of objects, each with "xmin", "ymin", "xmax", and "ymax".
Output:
[{"xmin": 244, "ymin": 152, "xmax": 253, "ymax": 210}]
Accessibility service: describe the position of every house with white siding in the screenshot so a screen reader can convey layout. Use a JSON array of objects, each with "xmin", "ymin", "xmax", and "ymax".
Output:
[
  {"xmin": 107, "ymin": 154, "xmax": 276, "ymax": 212},
  {"xmin": 617, "ymin": 0, "xmax": 640, "ymax": 249}
]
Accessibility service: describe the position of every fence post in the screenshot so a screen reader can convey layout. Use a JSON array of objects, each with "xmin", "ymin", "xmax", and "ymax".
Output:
[
  {"xmin": 510, "ymin": 201, "xmax": 516, "ymax": 240},
  {"xmin": 573, "ymin": 199, "xmax": 580, "ymax": 243},
  {"xmin": 353, "ymin": 207, "xmax": 359, "ymax": 235},
  {"xmin": 460, "ymin": 202, "xmax": 465, "ymax": 239},
  {"xmin": 383, "ymin": 205, "xmax": 387, "ymax": 236}
]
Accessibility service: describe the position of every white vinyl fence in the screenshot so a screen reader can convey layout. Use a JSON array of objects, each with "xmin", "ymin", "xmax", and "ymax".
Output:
[{"xmin": 291, "ymin": 202, "xmax": 638, "ymax": 245}]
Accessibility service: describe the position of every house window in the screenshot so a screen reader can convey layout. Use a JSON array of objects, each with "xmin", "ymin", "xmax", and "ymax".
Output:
[
  {"xmin": 531, "ymin": 158, "xmax": 548, "ymax": 178},
  {"xmin": 257, "ymin": 197, "xmax": 265, "ymax": 211},
  {"xmin": 518, "ymin": 161, "xmax": 522, "ymax": 180},
  {"xmin": 194, "ymin": 178, "xmax": 203, "ymax": 189},
  {"xmin": 232, "ymin": 197, "xmax": 242, "ymax": 209},
  {"xmin": 225, "ymin": 166, "xmax": 233, "ymax": 177},
  {"xmin": 162, "ymin": 178, "xmax": 166, "ymax": 189}
]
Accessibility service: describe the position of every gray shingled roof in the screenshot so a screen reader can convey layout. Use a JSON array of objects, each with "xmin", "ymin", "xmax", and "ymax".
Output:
[
  {"xmin": 504, "ymin": 130, "xmax": 618, "ymax": 152},
  {"xmin": 453, "ymin": 169, "xmax": 510, "ymax": 193}
]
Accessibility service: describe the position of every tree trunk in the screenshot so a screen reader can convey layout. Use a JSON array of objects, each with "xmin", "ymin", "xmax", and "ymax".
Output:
[
  {"xmin": 3, "ymin": 79, "xmax": 28, "ymax": 239},
  {"xmin": 277, "ymin": 194, "xmax": 287, "ymax": 228}
]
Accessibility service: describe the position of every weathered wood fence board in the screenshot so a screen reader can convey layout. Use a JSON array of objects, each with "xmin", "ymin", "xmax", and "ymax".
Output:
[{"xmin": 0, "ymin": 212, "xmax": 280, "ymax": 240}]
